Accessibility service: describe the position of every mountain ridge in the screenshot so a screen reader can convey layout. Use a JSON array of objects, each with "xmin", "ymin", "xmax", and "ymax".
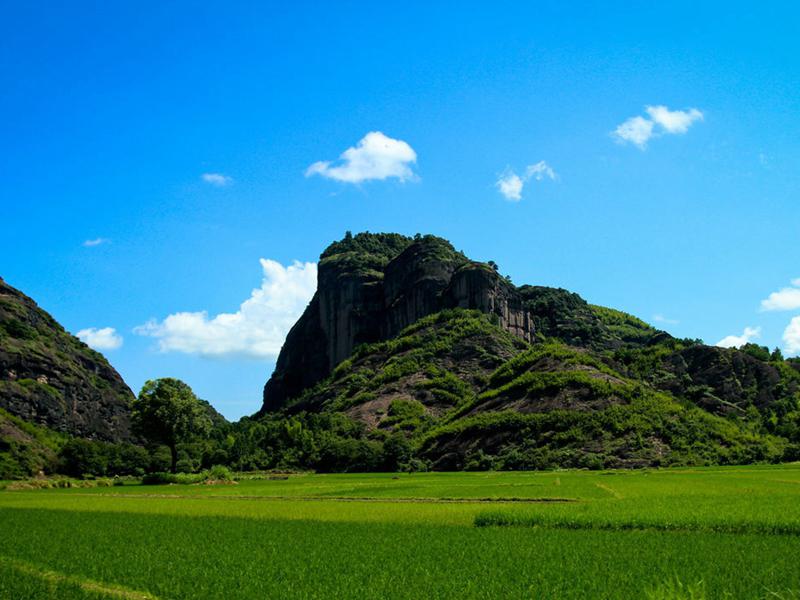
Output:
[
  {"xmin": 0, "ymin": 276, "xmax": 135, "ymax": 442},
  {"xmin": 254, "ymin": 232, "xmax": 800, "ymax": 469}
]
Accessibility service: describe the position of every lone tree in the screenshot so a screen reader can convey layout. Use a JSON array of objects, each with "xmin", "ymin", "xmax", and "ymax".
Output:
[{"xmin": 132, "ymin": 378, "xmax": 212, "ymax": 473}]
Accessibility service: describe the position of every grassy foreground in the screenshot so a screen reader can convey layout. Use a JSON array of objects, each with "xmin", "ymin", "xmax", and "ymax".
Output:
[{"xmin": 1, "ymin": 466, "xmax": 800, "ymax": 599}]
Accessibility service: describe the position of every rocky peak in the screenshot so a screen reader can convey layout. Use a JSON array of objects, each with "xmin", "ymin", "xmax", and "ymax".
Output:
[
  {"xmin": 260, "ymin": 233, "xmax": 535, "ymax": 413},
  {"xmin": 0, "ymin": 276, "xmax": 135, "ymax": 441}
]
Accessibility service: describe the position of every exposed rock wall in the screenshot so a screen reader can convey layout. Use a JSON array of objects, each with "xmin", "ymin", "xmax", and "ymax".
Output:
[
  {"xmin": 0, "ymin": 277, "xmax": 135, "ymax": 441},
  {"xmin": 318, "ymin": 270, "xmax": 385, "ymax": 370},
  {"xmin": 260, "ymin": 235, "xmax": 535, "ymax": 413},
  {"xmin": 444, "ymin": 266, "xmax": 534, "ymax": 343}
]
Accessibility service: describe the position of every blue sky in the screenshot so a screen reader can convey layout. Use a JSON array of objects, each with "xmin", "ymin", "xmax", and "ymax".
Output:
[{"xmin": 2, "ymin": 2, "xmax": 800, "ymax": 419}]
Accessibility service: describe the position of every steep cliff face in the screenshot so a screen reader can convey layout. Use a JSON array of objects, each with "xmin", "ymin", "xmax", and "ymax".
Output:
[
  {"xmin": 382, "ymin": 239, "xmax": 463, "ymax": 339},
  {"xmin": 0, "ymin": 277, "xmax": 135, "ymax": 442},
  {"xmin": 445, "ymin": 265, "xmax": 533, "ymax": 343},
  {"xmin": 260, "ymin": 233, "xmax": 536, "ymax": 413}
]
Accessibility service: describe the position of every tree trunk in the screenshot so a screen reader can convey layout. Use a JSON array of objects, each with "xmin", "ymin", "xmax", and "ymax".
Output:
[{"xmin": 170, "ymin": 444, "xmax": 178, "ymax": 474}]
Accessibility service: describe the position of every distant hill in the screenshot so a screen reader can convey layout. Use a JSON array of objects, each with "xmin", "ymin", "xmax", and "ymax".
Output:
[
  {"xmin": 257, "ymin": 232, "xmax": 800, "ymax": 469},
  {"xmin": 0, "ymin": 277, "xmax": 135, "ymax": 442}
]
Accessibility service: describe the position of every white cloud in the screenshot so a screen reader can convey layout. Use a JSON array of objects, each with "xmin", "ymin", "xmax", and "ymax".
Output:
[
  {"xmin": 496, "ymin": 171, "xmax": 524, "ymax": 201},
  {"xmin": 526, "ymin": 161, "xmax": 557, "ymax": 181},
  {"xmin": 613, "ymin": 116, "xmax": 655, "ymax": 149},
  {"xmin": 202, "ymin": 173, "xmax": 232, "ymax": 187},
  {"xmin": 645, "ymin": 105, "xmax": 704, "ymax": 134},
  {"xmin": 783, "ymin": 317, "xmax": 800, "ymax": 355},
  {"xmin": 135, "ymin": 259, "xmax": 317, "ymax": 359},
  {"xmin": 496, "ymin": 161, "xmax": 557, "ymax": 201},
  {"xmin": 653, "ymin": 314, "xmax": 679, "ymax": 325},
  {"xmin": 760, "ymin": 279, "xmax": 800, "ymax": 311},
  {"xmin": 83, "ymin": 238, "xmax": 110, "ymax": 247},
  {"xmin": 77, "ymin": 327, "xmax": 123, "ymax": 350},
  {"xmin": 305, "ymin": 131, "xmax": 417, "ymax": 184},
  {"xmin": 613, "ymin": 105, "xmax": 703, "ymax": 149},
  {"xmin": 716, "ymin": 326, "xmax": 761, "ymax": 349}
]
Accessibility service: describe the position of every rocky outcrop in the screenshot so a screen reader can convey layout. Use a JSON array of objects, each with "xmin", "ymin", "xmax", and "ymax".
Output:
[
  {"xmin": 444, "ymin": 265, "xmax": 533, "ymax": 343},
  {"xmin": 260, "ymin": 234, "xmax": 535, "ymax": 413},
  {"xmin": 0, "ymin": 277, "xmax": 135, "ymax": 441},
  {"xmin": 657, "ymin": 345, "xmax": 794, "ymax": 415}
]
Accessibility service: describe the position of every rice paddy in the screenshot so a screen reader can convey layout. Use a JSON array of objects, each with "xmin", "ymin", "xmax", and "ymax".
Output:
[{"xmin": 2, "ymin": 465, "xmax": 799, "ymax": 598}]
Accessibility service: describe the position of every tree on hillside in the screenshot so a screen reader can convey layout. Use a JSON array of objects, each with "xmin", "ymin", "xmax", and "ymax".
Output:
[{"xmin": 132, "ymin": 378, "xmax": 212, "ymax": 473}]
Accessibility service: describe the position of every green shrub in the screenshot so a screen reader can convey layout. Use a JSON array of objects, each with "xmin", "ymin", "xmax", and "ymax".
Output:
[{"xmin": 207, "ymin": 465, "xmax": 233, "ymax": 481}]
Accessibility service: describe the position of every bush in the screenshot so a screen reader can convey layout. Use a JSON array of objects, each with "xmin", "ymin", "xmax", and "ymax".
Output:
[
  {"xmin": 141, "ymin": 472, "xmax": 206, "ymax": 485},
  {"xmin": 207, "ymin": 465, "xmax": 233, "ymax": 481}
]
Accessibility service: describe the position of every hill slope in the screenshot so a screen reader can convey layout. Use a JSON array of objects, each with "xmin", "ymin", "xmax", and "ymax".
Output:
[
  {"xmin": 255, "ymin": 233, "xmax": 800, "ymax": 469},
  {"xmin": 0, "ymin": 277, "xmax": 134, "ymax": 442}
]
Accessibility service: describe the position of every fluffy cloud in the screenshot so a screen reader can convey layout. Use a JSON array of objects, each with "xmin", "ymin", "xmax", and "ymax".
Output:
[
  {"xmin": 783, "ymin": 317, "xmax": 800, "ymax": 355},
  {"xmin": 77, "ymin": 327, "xmax": 123, "ymax": 350},
  {"xmin": 305, "ymin": 131, "xmax": 417, "ymax": 183},
  {"xmin": 202, "ymin": 173, "xmax": 232, "ymax": 187},
  {"xmin": 496, "ymin": 161, "xmax": 557, "ymax": 201},
  {"xmin": 760, "ymin": 279, "xmax": 800, "ymax": 311},
  {"xmin": 716, "ymin": 326, "xmax": 761, "ymax": 349},
  {"xmin": 614, "ymin": 105, "xmax": 703, "ymax": 149},
  {"xmin": 613, "ymin": 116, "xmax": 655, "ymax": 149},
  {"xmin": 135, "ymin": 259, "xmax": 317, "ymax": 359},
  {"xmin": 83, "ymin": 238, "xmax": 110, "ymax": 247},
  {"xmin": 645, "ymin": 106, "xmax": 704, "ymax": 134},
  {"xmin": 496, "ymin": 171, "xmax": 524, "ymax": 201}
]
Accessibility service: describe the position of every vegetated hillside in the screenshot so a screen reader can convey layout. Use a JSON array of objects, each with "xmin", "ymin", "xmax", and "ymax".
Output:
[
  {"xmin": 253, "ymin": 232, "xmax": 800, "ymax": 470},
  {"xmin": 0, "ymin": 407, "xmax": 65, "ymax": 479},
  {"xmin": 0, "ymin": 277, "xmax": 135, "ymax": 442}
]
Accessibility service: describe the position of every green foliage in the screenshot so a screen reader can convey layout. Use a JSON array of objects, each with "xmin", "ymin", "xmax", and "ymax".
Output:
[
  {"xmin": 382, "ymin": 399, "xmax": 431, "ymax": 432},
  {"xmin": 299, "ymin": 309, "xmax": 523, "ymax": 421},
  {"xmin": 0, "ymin": 317, "xmax": 38, "ymax": 340},
  {"xmin": 0, "ymin": 408, "xmax": 65, "ymax": 479},
  {"xmin": 420, "ymin": 390, "xmax": 786, "ymax": 471},
  {"xmin": 516, "ymin": 286, "xmax": 660, "ymax": 350},
  {"xmin": 741, "ymin": 343, "xmax": 771, "ymax": 362},
  {"xmin": 132, "ymin": 378, "xmax": 212, "ymax": 473},
  {"xmin": 142, "ymin": 471, "xmax": 206, "ymax": 485},
  {"xmin": 58, "ymin": 438, "xmax": 149, "ymax": 478},
  {"xmin": 141, "ymin": 466, "xmax": 233, "ymax": 485},
  {"xmin": 224, "ymin": 412, "xmax": 384, "ymax": 473},
  {"xmin": 319, "ymin": 232, "xmax": 413, "ymax": 277},
  {"xmin": 487, "ymin": 342, "xmax": 618, "ymax": 388},
  {"xmin": 590, "ymin": 304, "xmax": 658, "ymax": 346},
  {"xmin": 207, "ymin": 464, "xmax": 233, "ymax": 481},
  {"xmin": 320, "ymin": 232, "xmax": 412, "ymax": 263}
]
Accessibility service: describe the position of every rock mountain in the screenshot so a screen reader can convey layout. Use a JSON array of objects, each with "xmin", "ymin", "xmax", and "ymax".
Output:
[
  {"xmin": 261, "ymin": 234, "xmax": 533, "ymax": 413},
  {"xmin": 0, "ymin": 277, "xmax": 134, "ymax": 442},
  {"xmin": 258, "ymin": 233, "xmax": 800, "ymax": 469}
]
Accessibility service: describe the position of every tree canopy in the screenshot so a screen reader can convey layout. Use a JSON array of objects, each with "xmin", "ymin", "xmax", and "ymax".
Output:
[{"xmin": 132, "ymin": 378, "xmax": 212, "ymax": 473}]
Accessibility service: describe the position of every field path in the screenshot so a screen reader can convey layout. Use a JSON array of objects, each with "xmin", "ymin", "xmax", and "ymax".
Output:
[
  {"xmin": 68, "ymin": 492, "xmax": 578, "ymax": 504},
  {"xmin": 594, "ymin": 482, "xmax": 623, "ymax": 499},
  {"xmin": 0, "ymin": 555, "xmax": 159, "ymax": 600}
]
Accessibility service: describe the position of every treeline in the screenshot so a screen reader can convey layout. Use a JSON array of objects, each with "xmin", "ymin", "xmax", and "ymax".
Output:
[{"xmin": 45, "ymin": 413, "xmax": 422, "ymax": 479}]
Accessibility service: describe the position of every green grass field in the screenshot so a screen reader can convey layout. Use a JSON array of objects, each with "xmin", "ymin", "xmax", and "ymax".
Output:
[{"xmin": 2, "ymin": 465, "xmax": 800, "ymax": 599}]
